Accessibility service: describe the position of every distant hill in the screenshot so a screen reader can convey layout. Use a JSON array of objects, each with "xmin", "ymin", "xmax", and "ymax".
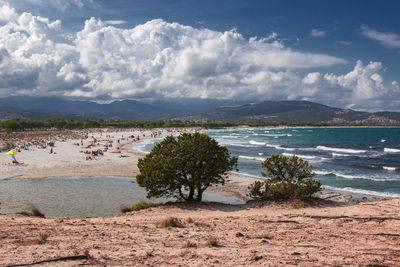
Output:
[
  {"xmin": 1, "ymin": 97, "xmax": 399, "ymax": 124},
  {"xmin": 0, "ymin": 97, "xmax": 173, "ymax": 120},
  {"xmin": 170, "ymin": 100, "xmax": 400, "ymax": 124},
  {"xmin": 0, "ymin": 96, "xmax": 245, "ymax": 121}
]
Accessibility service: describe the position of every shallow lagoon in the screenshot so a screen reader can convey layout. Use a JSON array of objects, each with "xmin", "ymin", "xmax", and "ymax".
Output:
[{"xmin": 0, "ymin": 176, "xmax": 243, "ymax": 218}]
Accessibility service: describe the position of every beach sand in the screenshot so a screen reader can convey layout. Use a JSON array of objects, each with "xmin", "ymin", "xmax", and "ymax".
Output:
[{"xmin": 0, "ymin": 128, "xmax": 399, "ymax": 266}]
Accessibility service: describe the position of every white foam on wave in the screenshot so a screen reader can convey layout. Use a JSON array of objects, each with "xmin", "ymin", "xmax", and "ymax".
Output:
[
  {"xmin": 249, "ymin": 140, "xmax": 266, "ymax": 146},
  {"xmin": 130, "ymin": 139, "xmax": 157, "ymax": 154},
  {"xmin": 317, "ymin": 146, "xmax": 367, "ymax": 154},
  {"xmin": 323, "ymin": 185, "xmax": 400, "ymax": 198},
  {"xmin": 314, "ymin": 170, "xmax": 332, "ymax": 176},
  {"xmin": 230, "ymin": 171, "xmax": 265, "ymax": 180},
  {"xmin": 381, "ymin": 139, "xmax": 386, "ymax": 143},
  {"xmin": 262, "ymin": 134, "xmax": 288, "ymax": 137},
  {"xmin": 218, "ymin": 135, "xmax": 240, "ymax": 139},
  {"xmin": 238, "ymin": 155, "xmax": 266, "ymax": 162},
  {"xmin": 266, "ymin": 144, "xmax": 295, "ymax": 151},
  {"xmin": 332, "ymin": 153, "xmax": 352, "ymax": 157},
  {"xmin": 383, "ymin": 166, "xmax": 397, "ymax": 171},
  {"xmin": 316, "ymin": 171, "xmax": 398, "ymax": 182},
  {"xmin": 224, "ymin": 143, "xmax": 258, "ymax": 148},
  {"xmin": 384, "ymin": 148, "xmax": 400, "ymax": 153},
  {"xmin": 282, "ymin": 152, "xmax": 317, "ymax": 160}
]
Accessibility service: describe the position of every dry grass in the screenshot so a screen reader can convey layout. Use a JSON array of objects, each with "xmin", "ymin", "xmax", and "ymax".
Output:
[
  {"xmin": 37, "ymin": 232, "xmax": 49, "ymax": 245},
  {"xmin": 120, "ymin": 202, "xmax": 160, "ymax": 213},
  {"xmin": 206, "ymin": 236, "xmax": 219, "ymax": 247},
  {"xmin": 183, "ymin": 240, "xmax": 197, "ymax": 248},
  {"xmin": 158, "ymin": 216, "xmax": 184, "ymax": 228}
]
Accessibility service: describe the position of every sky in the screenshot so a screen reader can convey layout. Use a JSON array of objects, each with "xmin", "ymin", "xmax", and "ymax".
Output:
[{"xmin": 0, "ymin": 0, "xmax": 399, "ymax": 111}]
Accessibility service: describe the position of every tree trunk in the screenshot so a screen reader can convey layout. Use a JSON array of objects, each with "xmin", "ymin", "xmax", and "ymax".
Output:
[
  {"xmin": 187, "ymin": 187, "xmax": 195, "ymax": 201},
  {"xmin": 196, "ymin": 189, "xmax": 203, "ymax": 202}
]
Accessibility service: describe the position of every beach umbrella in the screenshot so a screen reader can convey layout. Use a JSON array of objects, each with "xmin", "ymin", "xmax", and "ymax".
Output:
[{"xmin": 6, "ymin": 150, "xmax": 17, "ymax": 162}]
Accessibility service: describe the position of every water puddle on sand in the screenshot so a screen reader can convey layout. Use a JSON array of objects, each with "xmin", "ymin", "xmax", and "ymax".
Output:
[{"xmin": 0, "ymin": 176, "xmax": 243, "ymax": 218}]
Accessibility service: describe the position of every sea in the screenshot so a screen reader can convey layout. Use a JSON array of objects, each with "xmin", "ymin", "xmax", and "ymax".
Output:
[{"xmin": 133, "ymin": 127, "xmax": 400, "ymax": 198}]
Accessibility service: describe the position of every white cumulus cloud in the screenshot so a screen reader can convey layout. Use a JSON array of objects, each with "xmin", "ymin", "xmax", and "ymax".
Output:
[
  {"xmin": 0, "ymin": 1, "xmax": 398, "ymax": 111},
  {"xmin": 301, "ymin": 60, "xmax": 400, "ymax": 110}
]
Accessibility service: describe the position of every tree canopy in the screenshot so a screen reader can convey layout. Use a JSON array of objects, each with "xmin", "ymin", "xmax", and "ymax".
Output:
[
  {"xmin": 249, "ymin": 155, "xmax": 321, "ymax": 201},
  {"xmin": 136, "ymin": 132, "xmax": 237, "ymax": 201}
]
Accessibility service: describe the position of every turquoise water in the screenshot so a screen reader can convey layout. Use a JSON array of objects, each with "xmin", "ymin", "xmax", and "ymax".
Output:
[
  {"xmin": 134, "ymin": 127, "xmax": 400, "ymax": 198},
  {"xmin": 0, "ymin": 176, "xmax": 243, "ymax": 218}
]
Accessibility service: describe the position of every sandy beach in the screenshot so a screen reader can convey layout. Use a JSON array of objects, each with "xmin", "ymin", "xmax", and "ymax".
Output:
[{"xmin": 0, "ymin": 128, "xmax": 399, "ymax": 266}]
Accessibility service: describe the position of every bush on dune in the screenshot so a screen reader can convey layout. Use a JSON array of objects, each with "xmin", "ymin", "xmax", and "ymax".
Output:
[{"xmin": 248, "ymin": 155, "xmax": 321, "ymax": 201}]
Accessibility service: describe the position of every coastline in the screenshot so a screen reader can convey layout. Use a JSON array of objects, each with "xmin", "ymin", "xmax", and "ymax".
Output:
[
  {"xmin": 1, "ymin": 128, "xmax": 399, "ymax": 265},
  {"xmin": 0, "ymin": 127, "xmax": 392, "ymax": 202}
]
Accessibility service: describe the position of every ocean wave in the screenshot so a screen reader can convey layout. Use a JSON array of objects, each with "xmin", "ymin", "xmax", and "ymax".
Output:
[
  {"xmin": 383, "ymin": 166, "xmax": 398, "ymax": 171},
  {"xmin": 218, "ymin": 135, "xmax": 240, "ymax": 139},
  {"xmin": 282, "ymin": 153, "xmax": 317, "ymax": 160},
  {"xmin": 315, "ymin": 170, "xmax": 398, "ymax": 181},
  {"xmin": 314, "ymin": 170, "xmax": 331, "ymax": 176},
  {"xmin": 384, "ymin": 147, "xmax": 400, "ymax": 153},
  {"xmin": 332, "ymin": 153, "xmax": 352, "ymax": 157},
  {"xmin": 224, "ymin": 143, "xmax": 258, "ymax": 148},
  {"xmin": 249, "ymin": 140, "xmax": 266, "ymax": 146},
  {"xmin": 266, "ymin": 144, "xmax": 296, "ymax": 151},
  {"xmin": 130, "ymin": 142, "xmax": 152, "ymax": 154},
  {"xmin": 230, "ymin": 171, "xmax": 265, "ymax": 179},
  {"xmin": 317, "ymin": 146, "xmax": 367, "ymax": 154},
  {"xmin": 262, "ymin": 134, "xmax": 288, "ymax": 137},
  {"xmin": 296, "ymin": 147, "xmax": 318, "ymax": 152},
  {"xmin": 238, "ymin": 155, "xmax": 266, "ymax": 162},
  {"xmin": 323, "ymin": 185, "xmax": 400, "ymax": 198}
]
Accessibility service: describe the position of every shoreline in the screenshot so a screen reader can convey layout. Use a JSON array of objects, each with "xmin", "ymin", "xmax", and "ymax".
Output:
[
  {"xmin": 1, "ymin": 128, "xmax": 399, "ymax": 265},
  {"xmin": 1, "ymin": 127, "xmax": 395, "ymax": 204}
]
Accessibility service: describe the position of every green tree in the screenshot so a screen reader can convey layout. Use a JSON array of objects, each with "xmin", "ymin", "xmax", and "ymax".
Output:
[
  {"xmin": 137, "ymin": 133, "xmax": 237, "ymax": 201},
  {"xmin": 248, "ymin": 155, "xmax": 321, "ymax": 201}
]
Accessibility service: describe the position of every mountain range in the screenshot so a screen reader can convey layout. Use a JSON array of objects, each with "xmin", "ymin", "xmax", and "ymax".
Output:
[{"xmin": 0, "ymin": 96, "xmax": 399, "ymax": 124}]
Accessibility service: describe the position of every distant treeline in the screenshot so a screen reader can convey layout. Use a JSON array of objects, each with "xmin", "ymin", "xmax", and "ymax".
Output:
[{"xmin": 0, "ymin": 119, "xmax": 399, "ymax": 132}]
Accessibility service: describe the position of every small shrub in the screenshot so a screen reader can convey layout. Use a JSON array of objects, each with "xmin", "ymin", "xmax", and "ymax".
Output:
[
  {"xmin": 16, "ymin": 211, "xmax": 32, "ymax": 216},
  {"xmin": 206, "ymin": 236, "xmax": 219, "ymax": 247},
  {"xmin": 186, "ymin": 217, "xmax": 194, "ymax": 223},
  {"xmin": 37, "ymin": 232, "xmax": 48, "ymax": 244},
  {"xmin": 248, "ymin": 155, "xmax": 321, "ymax": 201},
  {"xmin": 145, "ymin": 250, "xmax": 154, "ymax": 257},
  {"xmin": 16, "ymin": 207, "xmax": 45, "ymax": 218},
  {"xmin": 159, "ymin": 216, "xmax": 184, "ymax": 228},
  {"xmin": 32, "ymin": 207, "xmax": 45, "ymax": 218},
  {"xmin": 120, "ymin": 202, "xmax": 160, "ymax": 213},
  {"xmin": 120, "ymin": 206, "xmax": 131, "ymax": 213},
  {"xmin": 183, "ymin": 240, "xmax": 197, "ymax": 248}
]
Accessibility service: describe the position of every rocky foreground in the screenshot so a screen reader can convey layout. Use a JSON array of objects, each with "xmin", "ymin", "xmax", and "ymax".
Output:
[{"xmin": 1, "ymin": 198, "xmax": 399, "ymax": 266}]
